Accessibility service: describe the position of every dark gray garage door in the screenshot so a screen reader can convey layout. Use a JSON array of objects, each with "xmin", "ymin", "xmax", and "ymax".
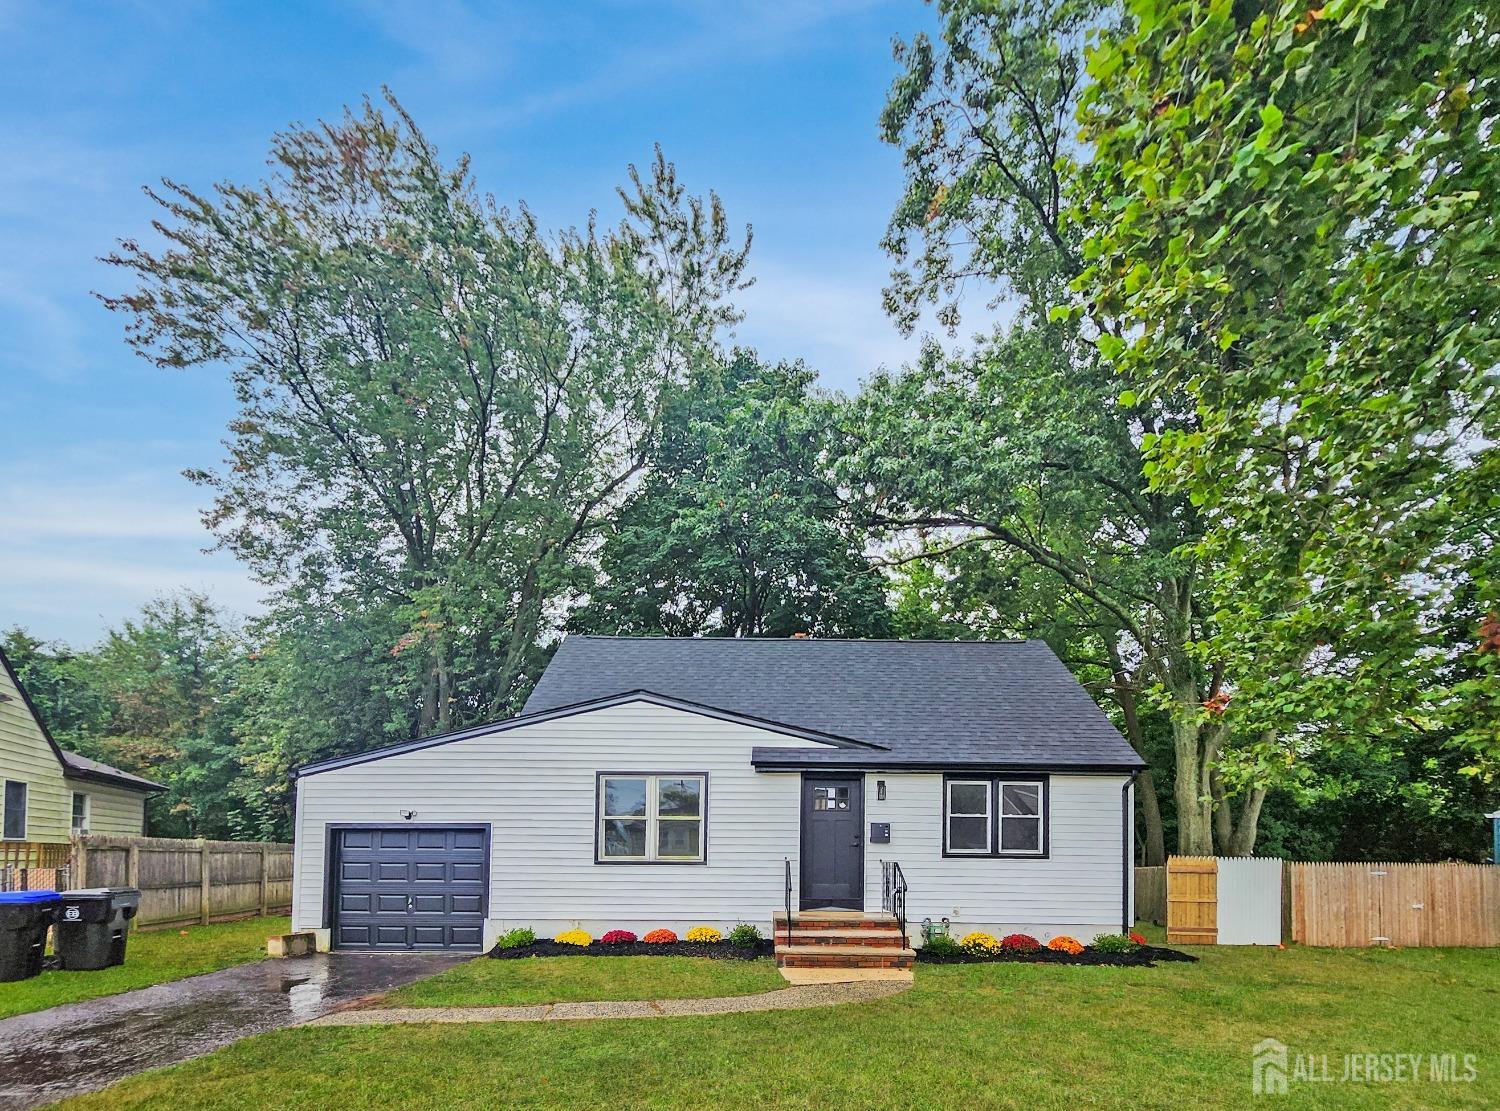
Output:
[{"xmin": 333, "ymin": 827, "xmax": 487, "ymax": 951}]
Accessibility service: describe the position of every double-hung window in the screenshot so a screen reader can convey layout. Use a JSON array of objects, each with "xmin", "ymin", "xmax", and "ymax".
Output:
[
  {"xmin": 598, "ymin": 774, "xmax": 705, "ymax": 863},
  {"xmin": 71, "ymin": 791, "xmax": 90, "ymax": 833},
  {"xmin": 943, "ymin": 776, "xmax": 1047, "ymax": 857},
  {"xmin": 3, "ymin": 781, "xmax": 27, "ymax": 840}
]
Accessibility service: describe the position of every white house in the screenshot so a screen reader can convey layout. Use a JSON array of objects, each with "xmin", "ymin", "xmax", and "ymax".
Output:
[{"xmin": 290, "ymin": 636, "xmax": 1143, "ymax": 960}]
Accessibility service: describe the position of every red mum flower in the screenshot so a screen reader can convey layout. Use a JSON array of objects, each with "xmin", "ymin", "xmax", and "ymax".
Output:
[{"xmin": 600, "ymin": 929, "xmax": 637, "ymax": 944}]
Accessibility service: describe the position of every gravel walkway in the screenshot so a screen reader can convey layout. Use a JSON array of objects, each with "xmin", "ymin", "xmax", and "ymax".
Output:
[{"xmin": 306, "ymin": 978, "xmax": 911, "ymax": 1026}]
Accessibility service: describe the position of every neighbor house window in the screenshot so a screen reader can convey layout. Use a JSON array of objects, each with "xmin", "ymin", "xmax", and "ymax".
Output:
[
  {"xmin": 3, "ymin": 781, "xmax": 27, "ymax": 840},
  {"xmin": 943, "ymin": 776, "xmax": 1047, "ymax": 857},
  {"xmin": 598, "ymin": 774, "xmax": 705, "ymax": 863},
  {"xmin": 71, "ymin": 792, "xmax": 90, "ymax": 833}
]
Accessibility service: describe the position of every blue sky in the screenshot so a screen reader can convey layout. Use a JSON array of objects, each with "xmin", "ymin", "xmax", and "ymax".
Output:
[{"xmin": 0, "ymin": 0, "xmax": 976, "ymax": 647}]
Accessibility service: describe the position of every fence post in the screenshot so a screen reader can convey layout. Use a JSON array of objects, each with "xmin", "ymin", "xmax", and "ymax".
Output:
[
  {"xmin": 258, "ymin": 844, "xmax": 269, "ymax": 917},
  {"xmin": 75, "ymin": 839, "xmax": 88, "ymax": 889},
  {"xmin": 199, "ymin": 839, "xmax": 211, "ymax": 926}
]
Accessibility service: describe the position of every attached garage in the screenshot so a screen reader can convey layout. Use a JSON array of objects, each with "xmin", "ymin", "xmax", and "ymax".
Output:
[{"xmin": 329, "ymin": 826, "xmax": 488, "ymax": 951}]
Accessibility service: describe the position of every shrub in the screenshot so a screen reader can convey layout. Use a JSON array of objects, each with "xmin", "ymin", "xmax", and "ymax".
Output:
[
  {"xmin": 643, "ymin": 928, "xmax": 677, "ymax": 944},
  {"xmin": 1000, "ymin": 933, "xmax": 1041, "ymax": 953},
  {"xmin": 554, "ymin": 929, "xmax": 592, "ymax": 947},
  {"xmin": 685, "ymin": 925, "xmax": 722, "ymax": 943},
  {"xmin": 1128, "ymin": 930, "xmax": 1148, "ymax": 947},
  {"xmin": 497, "ymin": 927, "xmax": 536, "ymax": 949},
  {"xmin": 1090, "ymin": 933, "xmax": 1137, "ymax": 953},
  {"xmin": 922, "ymin": 933, "xmax": 963, "ymax": 957},
  {"xmin": 727, "ymin": 922, "xmax": 763, "ymax": 949},
  {"xmin": 599, "ymin": 929, "xmax": 637, "ymax": 945},
  {"xmin": 1046, "ymin": 935, "xmax": 1083, "ymax": 955},
  {"xmin": 960, "ymin": 931, "xmax": 1002, "ymax": 955}
]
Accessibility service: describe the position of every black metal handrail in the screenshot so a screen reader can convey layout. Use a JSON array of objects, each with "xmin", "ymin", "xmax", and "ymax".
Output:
[
  {"xmin": 881, "ymin": 859, "xmax": 908, "ymax": 944},
  {"xmin": 783, "ymin": 856, "xmax": 793, "ymax": 947}
]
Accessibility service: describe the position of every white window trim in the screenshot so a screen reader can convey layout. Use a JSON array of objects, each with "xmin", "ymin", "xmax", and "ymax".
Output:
[
  {"xmin": 997, "ymin": 780, "xmax": 1045, "ymax": 855},
  {"xmin": 945, "ymin": 778, "xmax": 992, "ymax": 855},
  {"xmin": 598, "ymin": 774, "xmax": 706, "ymax": 863},
  {"xmin": 72, "ymin": 791, "xmax": 91, "ymax": 833}
]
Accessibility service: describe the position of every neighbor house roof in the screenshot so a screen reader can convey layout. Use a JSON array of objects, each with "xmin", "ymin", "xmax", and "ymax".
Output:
[
  {"xmin": 524, "ymin": 636, "xmax": 1144, "ymax": 772},
  {"xmin": 0, "ymin": 645, "xmax": 167, "ymax": 793}
]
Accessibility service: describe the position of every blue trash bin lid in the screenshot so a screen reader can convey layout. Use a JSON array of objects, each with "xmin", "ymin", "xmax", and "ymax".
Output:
[{"xmin": 0, "ymin": 890, "xmax": 59, "ymax": 903}]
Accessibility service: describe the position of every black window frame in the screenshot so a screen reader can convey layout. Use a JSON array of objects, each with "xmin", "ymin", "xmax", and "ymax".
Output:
[
  {"xmin": 3, "ymin": 780, "xmax": 27, "ymax": 841},
  {"xmin": 941, "ymin": 774, "xmax": 1050, "ymax": 859},
  {"xmin": 594, "ymin": 771, "xmax": 709, "ymax": 865}
]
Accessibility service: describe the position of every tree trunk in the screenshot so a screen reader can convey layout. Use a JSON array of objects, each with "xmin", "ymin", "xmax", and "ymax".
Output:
[
  {"xmin": 1136, "ymin": 769, "xmax": 1166, "ymax": 866},
  {"xmin": 1105, "ymin": 639, "xmax": 1166, "ymax": 865},
  {"xmin": 1227, "ymin": 786, "xmax": 1267, "ymax": 856},
  {"xmin": 1171, "ymin": 716, "xmax": 1214, "ymax": 855},
  {"xmin": 1209, "ymin": 766, "xmax": 1233, "ymax": 854}
]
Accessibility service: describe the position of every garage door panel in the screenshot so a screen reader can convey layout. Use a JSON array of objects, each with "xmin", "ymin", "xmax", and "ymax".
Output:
[{"xmin": 333, "ymin": 826, "xmax": 487, "ymax": 952}]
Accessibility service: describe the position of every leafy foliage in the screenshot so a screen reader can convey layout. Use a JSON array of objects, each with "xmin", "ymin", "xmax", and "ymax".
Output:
[
  {"xmin": 1072, "ymin": 0, "xmax": 1500, "ymax": 789},
  {"xmin": 100, "ymin": 92, "xmax": 748, "ymax": 735},
  {"xmin": 497, "ymin": 927, "xmax": 537, "ymax": 949},
  {"xmin": 727, "ymin": 923, "xmax": 763, "ymax": 949},
  {"xmin": 575, "ymin": 353, "xmax": 889, "ymax": 639}
]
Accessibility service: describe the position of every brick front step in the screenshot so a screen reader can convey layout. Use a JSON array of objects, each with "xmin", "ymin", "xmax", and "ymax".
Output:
[
  {"xmin": 779, "ymin": 927, "xmax": 906, "ymax": 948},
  {"xmin": 774, "ymin": 944, "xmax": 915, "ymax": 970},
  {"xmin": 773, "ymin": 911, "xmax": 899, "ymax": 932}
]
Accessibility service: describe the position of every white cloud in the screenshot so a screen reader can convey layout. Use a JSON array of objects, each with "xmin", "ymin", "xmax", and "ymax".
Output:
[{"xmin": 0, "ymin": 455, "xmax": 265, "ymax": 647}]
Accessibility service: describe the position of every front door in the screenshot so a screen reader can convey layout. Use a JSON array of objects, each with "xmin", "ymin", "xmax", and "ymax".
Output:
[{"xmin": 800, "ymin": 776, "xmax": 864, "ymax": 910}]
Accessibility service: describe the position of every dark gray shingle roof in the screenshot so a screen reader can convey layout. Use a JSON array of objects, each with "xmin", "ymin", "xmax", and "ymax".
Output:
[
  {"xmin": 60, "ymin": 750, "xmax": 166, "ymax": 792},
  {"xmin": 524, "ymin": 636, "xmax": 1143, "ymax": 771}
]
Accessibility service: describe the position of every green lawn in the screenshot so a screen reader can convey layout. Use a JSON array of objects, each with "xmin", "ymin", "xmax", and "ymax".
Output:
[
  {"xmin": 63, "ymin": 933, "xmax": 1499, "ymax": 1110},
  {"xmin": 381, "ymin": 953, "xmax": 784, "ymax": 1007},
  {"xmin": 1, "ymin": 915, "xmax": 289, "ymax": 1020}
]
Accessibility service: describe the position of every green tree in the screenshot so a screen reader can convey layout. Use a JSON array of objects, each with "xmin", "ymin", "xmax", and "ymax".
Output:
[
  {"xmin": 866, "ymin": 0, "xmax": 1243, "ymax": 858},
  {"xmin": 575, "ymin": 353, "xmax": 890, "ymax": 639},
  {"xmin": 1072, "ymin": 0, "xmax": 1500, "ymax": 800},
  {"xmin": 101, "ymin": 94, "xmax": 750, "ymax": 735}
]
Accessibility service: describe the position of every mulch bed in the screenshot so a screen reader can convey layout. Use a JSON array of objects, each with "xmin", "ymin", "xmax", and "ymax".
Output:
[
  {"xmin": 490, "ymin": 940, "xmax": 776, "ymax": 961},
  {"xmin": 916, "ymin": 944, "xmax": 1196, "ymax": 967}
]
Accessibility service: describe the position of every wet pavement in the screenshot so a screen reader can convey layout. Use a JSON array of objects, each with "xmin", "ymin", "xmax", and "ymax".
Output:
[{"xmin": 0, "ymin": 952, "xmax": 466, "ymax": 1109}]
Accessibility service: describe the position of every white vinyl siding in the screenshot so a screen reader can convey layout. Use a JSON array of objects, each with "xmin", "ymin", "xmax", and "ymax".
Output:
[
  {"xmin": 0, "ymin": 663, "xmax": 70, "ymax": 842},
  {"xmin": 293, "ymin": 701, "xmax": 828, "ymax": 944},
  {"xmin": 866, "ymin": 771, "xmax": 1130, "ymax": 943},
  {"xmin": 64, "ymin": 778, "xmax": 148, "ymax": 836}
]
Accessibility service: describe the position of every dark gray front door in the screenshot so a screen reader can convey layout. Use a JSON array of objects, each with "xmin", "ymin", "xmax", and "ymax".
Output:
[
  {"xmin": 800, "ymin": 777, "xmax": 864, "ymax": 910},
  {"xmin": 333, "ymin": 827, "xmax": 487, "ymax": 950}
]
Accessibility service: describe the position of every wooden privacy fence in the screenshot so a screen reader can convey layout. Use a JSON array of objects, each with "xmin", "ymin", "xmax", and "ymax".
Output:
[
  {"xmin": 1166, "ymin": 856, "xmax": 1220, "ymax": 944},
  {"xmin": 1135, "ymin": 866, "xmax": 1166, "ymax": 925},
  {"xmin": 1286, "ymin": 861, "xmax": 1500, "ymax": 948},
  {"xmin": 74, "ymin": 835, "xmax": 293, "ymax": 930}
]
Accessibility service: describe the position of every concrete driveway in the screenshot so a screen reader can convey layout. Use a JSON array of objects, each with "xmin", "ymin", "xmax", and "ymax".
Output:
[{"xmin": 0, "ymin": 951, "xmax": 466, "ymax": 1109}]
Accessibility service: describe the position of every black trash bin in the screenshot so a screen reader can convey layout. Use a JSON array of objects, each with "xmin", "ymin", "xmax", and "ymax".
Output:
[
  {"xmin": 55, "ymin": 887, "xmax": 141, "ymax": 971},
  {"xmin": 0, "ymin": 890, "xmax": 60, "ymax": 981}
]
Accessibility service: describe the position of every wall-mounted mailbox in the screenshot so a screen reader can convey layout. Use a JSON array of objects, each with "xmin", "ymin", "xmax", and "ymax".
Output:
[{"xmin": 870, "ymin": 822, "xmax": 891, "ymax": 844}]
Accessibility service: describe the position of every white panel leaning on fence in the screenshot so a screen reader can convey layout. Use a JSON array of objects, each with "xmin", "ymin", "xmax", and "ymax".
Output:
[{"xmin": 1216, "ymin": 857, "xmax": 1283, "ymax": 945}]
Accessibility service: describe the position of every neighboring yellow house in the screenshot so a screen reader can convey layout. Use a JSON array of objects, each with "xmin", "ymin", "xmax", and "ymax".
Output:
[{"xmin": 1, "ymin": 646, "xmax": 164, "ymax": 844}]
